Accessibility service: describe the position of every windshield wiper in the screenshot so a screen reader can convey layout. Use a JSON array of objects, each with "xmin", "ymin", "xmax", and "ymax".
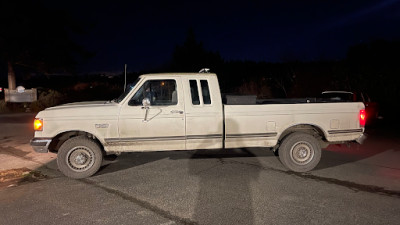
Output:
[{"xmin": 105, "ymin": 98, "xmax": 118, "ymax": 104}]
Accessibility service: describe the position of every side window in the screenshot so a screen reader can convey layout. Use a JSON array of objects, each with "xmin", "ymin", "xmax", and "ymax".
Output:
[
  {"xmin": 129, "ymin": 79, "xmax": 177, "ymax": 106},
  {"xmin": 189, "ymin": 80, "xmax": 200, "ymax": 105},
  {"xmin": 200, "ymin": 80, "xmax": 211, "ymax": 105}
]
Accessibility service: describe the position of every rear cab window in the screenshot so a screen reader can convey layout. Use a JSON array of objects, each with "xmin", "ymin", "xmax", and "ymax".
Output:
[{"xmin": 189, "ymin": 79, "xmax": 212, "ymax": 106}]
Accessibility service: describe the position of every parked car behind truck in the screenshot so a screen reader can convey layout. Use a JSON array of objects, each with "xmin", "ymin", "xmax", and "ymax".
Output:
[
  {"xmin": 31, "ymin": 72, "xmax": 366, "ymax": 178},
  {"xmin": 320, "ymin": 91, "xmax": 381, "ymax": 124}
]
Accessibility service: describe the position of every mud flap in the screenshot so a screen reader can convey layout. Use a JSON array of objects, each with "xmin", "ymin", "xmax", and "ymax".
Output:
[{"xmin": 356, "ymin": 133, "xmax": 367, "ymax": 144}]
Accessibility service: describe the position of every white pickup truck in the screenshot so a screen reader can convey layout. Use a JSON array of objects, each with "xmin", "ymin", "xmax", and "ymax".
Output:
[{"xmin": 31, "ymin": 72, "xmax": 366, "ymax": 178}]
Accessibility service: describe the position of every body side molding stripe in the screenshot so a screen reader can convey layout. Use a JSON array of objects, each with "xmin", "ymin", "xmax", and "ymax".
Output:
[
  {"xmin": 186, "ymin": 134, "xmax": 223, "ymax": 140},
  {"xmin": 105, "ymin": 134, "xmax": 223, "ymax": 143},
  {"xmin": 226, "ymin": 132, "xmax": 278, "ymax": 138},
  {"xmin": 328, "ymin": 129, "xmax": 363, "ymax": 134}
]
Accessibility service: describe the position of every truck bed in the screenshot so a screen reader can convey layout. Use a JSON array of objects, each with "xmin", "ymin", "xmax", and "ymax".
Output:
[
  {"xmin": 223, "ymin": 102, "xmax": 364, "ymax": 149},
  {"xmin": 223, "ymin": 95, "xmax": 356, "ymax": 105}
]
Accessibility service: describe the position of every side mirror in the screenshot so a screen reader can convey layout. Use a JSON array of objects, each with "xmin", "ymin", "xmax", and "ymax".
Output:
[{"xmin": 142, "ymin": 98, "xmax": 151, "ymax": 108}]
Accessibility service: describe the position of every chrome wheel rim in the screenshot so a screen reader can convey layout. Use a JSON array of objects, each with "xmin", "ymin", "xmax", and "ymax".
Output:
[
  {"xmin": 290, "ymin": 141, "xmax": 314, "ymax": 165},
  {"xmin": 66, "ymin": 146, "xmax": 95, "ymax": 172}
]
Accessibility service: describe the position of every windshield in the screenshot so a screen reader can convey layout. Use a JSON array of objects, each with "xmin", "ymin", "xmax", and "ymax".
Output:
[{"xmin": 115, "ymin": 78, "xmax": 141, "ymax": 103}]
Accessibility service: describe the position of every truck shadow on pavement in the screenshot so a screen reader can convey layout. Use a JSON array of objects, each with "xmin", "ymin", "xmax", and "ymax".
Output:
[
  {"xmin": 92, "ymin": 148, "xmax": 266, "ymax": 225},
  {"xmin": 96, "ymin": 147, "xmax": 274, "ymax": 176},
  {"xmin": 187, "ymin": 148, "xmax": 261, "ymax": 225}
]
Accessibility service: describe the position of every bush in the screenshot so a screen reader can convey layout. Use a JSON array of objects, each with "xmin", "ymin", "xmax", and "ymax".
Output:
[
  {"xmin": 0, "ymin": 100, "xmax": 10, "ymax": 113},
  {"xmin": 0, "ymin": 101, "xmax": 28, "ymax": 113},
  {"xmin": 236, "ymin": 80, "xmax": 273, "ymax": 98},
  {"xmin": 30, "ymin": 89, "xmax": 66, "ymax": 112}
]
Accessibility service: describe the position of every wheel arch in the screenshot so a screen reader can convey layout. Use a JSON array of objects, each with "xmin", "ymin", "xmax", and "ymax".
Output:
[
  {"xmin": 48, "ymin": 130, "xmax": 104, "ymax": 153},
  {"xmin": 278, "ymin": 123, "xmax": 328, "ymax": 146}
]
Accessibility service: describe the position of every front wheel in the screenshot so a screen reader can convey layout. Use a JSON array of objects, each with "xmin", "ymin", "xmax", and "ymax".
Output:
[
  {"xmin": 57, "ymin": 136, "xmax": 103, "ymax": 179},
  {"xmin": 278, "ymin": 132, "xmax": 321, "ymax": 172}
]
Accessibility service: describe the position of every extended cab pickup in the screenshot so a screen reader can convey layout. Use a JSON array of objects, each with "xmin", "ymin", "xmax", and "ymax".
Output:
[{"xmin": 31, "ymin": 72, "xmax": 366, "ymax": 178}]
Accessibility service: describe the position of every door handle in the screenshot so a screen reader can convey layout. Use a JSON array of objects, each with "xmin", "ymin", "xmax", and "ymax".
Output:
[{"xmin": 170, "ymin": 110, "xmax": 184, "ymax": 114}]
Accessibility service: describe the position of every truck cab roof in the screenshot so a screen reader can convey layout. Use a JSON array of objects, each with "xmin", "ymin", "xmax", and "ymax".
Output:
[{"xmin": 139, "ymin": 73, "xmax": 217, "ymax": 78}]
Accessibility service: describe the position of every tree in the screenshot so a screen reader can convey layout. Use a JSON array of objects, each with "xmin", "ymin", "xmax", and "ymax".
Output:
[
  {"xmin": 169, "ymin": 29, "xmax": 223, "ymax": 72},
  {"xmin": 346, "ymin": 40, "xmax": 400, "ymax": 101},
  {"xmin": 0, "ymin": 0, "xmax": 91, "ymax": 90}
]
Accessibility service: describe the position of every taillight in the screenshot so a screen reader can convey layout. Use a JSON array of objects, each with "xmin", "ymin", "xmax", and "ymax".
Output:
[
  {"xmin": 359, "ymin": 109, "xmax": 366, "ymax": 127},
  {"xmin": 34, "ymin": 119, "xmax": 43, "ymax": 131}
]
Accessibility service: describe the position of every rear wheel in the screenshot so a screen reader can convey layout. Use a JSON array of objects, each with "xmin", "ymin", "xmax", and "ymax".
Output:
[
  {"xmin": 278, "ymin": 132, "xmax": 321, "ymax": 172},
  {"xmin": 57, "ymin": 136, "xmax": 103, "ymax": 179}
]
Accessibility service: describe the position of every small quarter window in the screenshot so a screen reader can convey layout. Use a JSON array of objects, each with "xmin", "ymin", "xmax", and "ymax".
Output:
[
  {"xmin": 189, "ymin": 80, "xmax": 200, "ymax": 105},
  {"xmin": 200, "ymin": 80, "xmax": 211, "ymax": 104}
]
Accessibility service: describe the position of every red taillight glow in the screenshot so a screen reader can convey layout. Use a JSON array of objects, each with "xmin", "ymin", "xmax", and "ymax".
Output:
[
  {"xmin": 34, "ymin": 119, "xmax": 43, "ymax": 131},
  {"xmin": 359, "ymin": 109, "xmax": 366, "ymax": 127}
]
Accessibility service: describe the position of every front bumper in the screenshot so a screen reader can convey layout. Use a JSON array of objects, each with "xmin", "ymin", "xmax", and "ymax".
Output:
[{"xmin": 30, "ymin": 138, "xmax": 52, "ymax": 153}]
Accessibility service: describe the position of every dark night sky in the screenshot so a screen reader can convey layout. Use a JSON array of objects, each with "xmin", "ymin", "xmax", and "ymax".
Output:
[{"xmin": 45, "ymin": 0, "xmax": 400, "ymax": 73}]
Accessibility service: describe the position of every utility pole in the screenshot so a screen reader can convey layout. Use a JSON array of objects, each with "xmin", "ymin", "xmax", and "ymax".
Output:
[{"xmin": 7, "ymin": 61, "xmax": 16, "ymax": 90}]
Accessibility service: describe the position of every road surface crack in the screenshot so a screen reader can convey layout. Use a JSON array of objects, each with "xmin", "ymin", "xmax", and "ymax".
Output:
[
  {"xmin": 80, "ymin": 179, "xmax": 198, "ymax": 225},
  {"xmin": 226, "ymin": 159, "xmax": 400, "ymax": 198}
]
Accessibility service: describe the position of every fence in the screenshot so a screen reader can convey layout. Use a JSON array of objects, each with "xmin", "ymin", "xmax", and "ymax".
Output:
[{"xmin": 4, "ymin": 88, "xmax": 37, "ymax": 103}]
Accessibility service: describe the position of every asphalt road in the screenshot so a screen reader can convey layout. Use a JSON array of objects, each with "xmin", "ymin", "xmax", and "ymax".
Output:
[{"xmin": 0, "ymin": 113, "xmax": 399, "ymax": 225}]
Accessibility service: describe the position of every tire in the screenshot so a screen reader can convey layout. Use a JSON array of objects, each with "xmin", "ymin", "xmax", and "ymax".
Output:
[
  {"xmin": 278, "ymin": 132, "xmax": 321, "ymax": 172},
  {"xmin": 57, "ymin": 136, "xmax": 103, "ymax": 179}
]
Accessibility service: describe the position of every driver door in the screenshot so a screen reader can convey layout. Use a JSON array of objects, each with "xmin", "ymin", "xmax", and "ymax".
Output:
[{"xmin": 118, "ymin": 77, "xmax": 186, "ymax": 151}]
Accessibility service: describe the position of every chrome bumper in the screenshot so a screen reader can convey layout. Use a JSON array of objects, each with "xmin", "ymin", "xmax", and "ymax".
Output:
[{"xmin": 30, "ymin": 138, "xmax": 52, "ymax": 153}]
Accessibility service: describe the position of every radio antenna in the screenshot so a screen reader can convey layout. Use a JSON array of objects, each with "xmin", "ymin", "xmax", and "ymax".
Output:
[{"xmin": 124, "ymin": 64, "xmax": 127, "ymax": 92}]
